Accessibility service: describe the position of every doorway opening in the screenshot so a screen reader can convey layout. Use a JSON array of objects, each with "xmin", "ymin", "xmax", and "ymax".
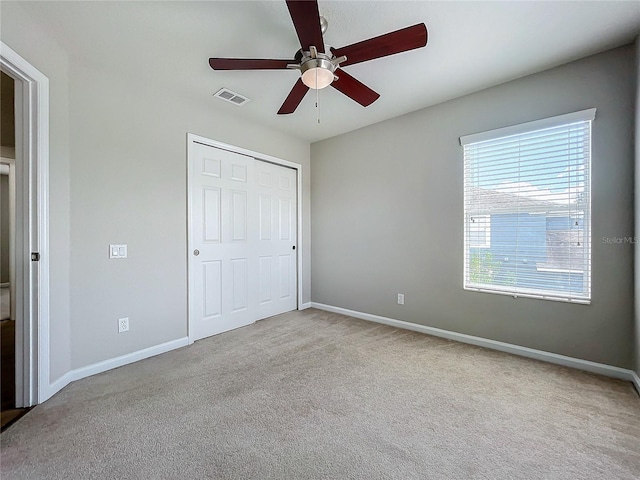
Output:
[
  {"xmin": 1, "ymin": 41, "xmax": 51, "ymax": 424},
  {"xmin": 0, "ymin": 69, "xmax": 31, "ymax": 430}
]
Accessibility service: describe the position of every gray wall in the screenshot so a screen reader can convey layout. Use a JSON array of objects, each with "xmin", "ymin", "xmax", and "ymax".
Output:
[
  {"xmin": 68, "ymin": 63, "xmax": 310, "ymax": 368},
  {"xmin": 311, "ymin": 45, "xmax": 635, "ymax": 368},
  {"xmin": 0, "ymin": 174, "xmax": 8, "ymax": 284},
  {"xmin": 1, "ymin": 2, "xmax": 311, "ymax": 375},
  {"xmin": 1, "ymin": 3, "xmax": 72, "ymax": 380},
  {"xmin": 635, "ymin": 36, "xmax": 640, "ymax": 376}
]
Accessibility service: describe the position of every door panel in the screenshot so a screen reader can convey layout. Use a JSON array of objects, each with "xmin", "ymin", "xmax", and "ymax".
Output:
[
  {"xmin": 279, "ymin": 254, "xmax": 292, "ymax": 298},
  {"xmin": 255, "ymin": 160, "xmax": 297, "ymax": 320},
  {"xmin": 190, "ymin": 142, "xmax": 297, "ymax": 341},
  {"xmin": 190, "ymin": 144, "xmax": 255, "ymax": 340},
  {"xmin": 202, "ymin": 156, "xmax": 221, "ymax": 177},
  {"xmin": 230, "ymin": 258, "xmax": 248, "ymax": 312},
  {"xmin": 259, "ymin": 195, "xmax": 272, "ymax": 240},
  {"xmin": 279, "ymin": 198, "xmax": 292, "ymax": 240},
  {"xmin": 259, "ymin": 256, "xmax": 272, "ymax": 303},
  {"xmin": 231, "ymin": 190, "xmax": 247, "ymax": 242},
  {"xmin": 231, "ymin": 164, "xmax": 247, "ymax": 182},
  {"xmin": 202, "ymin": 187, "xmax": 221, "ymax": 243},
  {"xmin": 202, "ymin": 261, "xmax": 222, "ymax": 318}
]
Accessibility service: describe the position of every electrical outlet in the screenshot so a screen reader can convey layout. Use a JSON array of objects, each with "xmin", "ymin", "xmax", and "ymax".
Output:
[
  {"xmin": 118, "ymin": 317, "xmax": 129, "ymax": 333},
  {"xmin": 397, "ymin": 293, "xmax": 405, "ymax": 305}
]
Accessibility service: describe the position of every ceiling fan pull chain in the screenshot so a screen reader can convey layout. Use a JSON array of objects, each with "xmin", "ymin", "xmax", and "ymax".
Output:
[{"xmin": 316, "ymin": 68, "xmax": 321, "ymax": 124}]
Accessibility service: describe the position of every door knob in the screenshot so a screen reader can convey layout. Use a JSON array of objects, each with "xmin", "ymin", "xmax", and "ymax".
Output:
[{"xmin": 193, "ymin": 249, "xmax": 200, "ymax": 256}]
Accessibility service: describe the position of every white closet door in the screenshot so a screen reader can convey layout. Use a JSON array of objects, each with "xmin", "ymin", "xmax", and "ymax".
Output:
[
  {"xmin": 255, "ymin": 160, "xmax": 297, "ymax": 319},
  {"xmin": 189, "ymin": 142, "xmax": 297, "ymax": 342}
]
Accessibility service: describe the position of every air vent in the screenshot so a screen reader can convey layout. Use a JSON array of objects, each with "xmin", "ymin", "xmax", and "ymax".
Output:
[{"xmin": 213, "ymin": 88, "xmax": 251, "ymax": 106}]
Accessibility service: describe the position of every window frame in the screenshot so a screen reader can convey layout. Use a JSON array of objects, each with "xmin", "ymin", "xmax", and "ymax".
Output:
[{"xmin": 460, "ymin": 108, "xmax": 595, "ymax": 304}]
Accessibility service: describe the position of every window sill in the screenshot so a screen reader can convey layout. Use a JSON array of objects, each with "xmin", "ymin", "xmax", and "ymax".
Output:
[{"xmin": 463, "ymin": 284, "xmax": 591, "ymax": 304}]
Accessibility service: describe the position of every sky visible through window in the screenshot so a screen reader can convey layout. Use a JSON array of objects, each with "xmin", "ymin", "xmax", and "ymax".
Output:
[{"xmin": 467, "ymin": 123, "xmax": 587, "ymax": 208}]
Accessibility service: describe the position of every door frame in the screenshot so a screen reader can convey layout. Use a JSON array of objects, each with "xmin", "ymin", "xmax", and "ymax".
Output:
[
  {"xmin": 186, "ymin": 133, "xmax": 303, "ymax": 344},
  {"xmin": 1, "ymin": 41, "xmax": 50, "ymax": 406}
]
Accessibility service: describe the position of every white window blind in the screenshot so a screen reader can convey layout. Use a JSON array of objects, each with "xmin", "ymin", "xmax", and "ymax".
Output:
[
  {"xmin": 469, "ymin": 215, "xmax": 490, "ymax": 249},
  {"xmin": 461, "ymin": 109, "xmax": 595, "ymax": 304}
]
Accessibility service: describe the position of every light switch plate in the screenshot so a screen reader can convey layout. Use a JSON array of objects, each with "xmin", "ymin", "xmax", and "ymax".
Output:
[{"xmin": 110, "ymin": 244, "xmax": 128, "ymax": 259}]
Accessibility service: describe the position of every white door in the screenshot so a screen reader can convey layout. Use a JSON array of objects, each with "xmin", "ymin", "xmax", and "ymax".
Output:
[
  {"xmin": 255, "ymin": 160, "xmax": 297, "ymax": 319},
  {"xmin": 189, "ymin": 142, "xmax": 297, "ymax": 342}
]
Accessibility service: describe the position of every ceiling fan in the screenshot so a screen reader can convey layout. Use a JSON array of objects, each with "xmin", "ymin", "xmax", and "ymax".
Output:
[{"xmin": 209, "ymin": 0, "xmax": 428, "ymax": 115}]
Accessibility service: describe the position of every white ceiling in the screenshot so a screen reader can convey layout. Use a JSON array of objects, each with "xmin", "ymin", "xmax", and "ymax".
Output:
[{"xmin": 16, "ymin": 1, "xmax": 640, "ymax": 143}]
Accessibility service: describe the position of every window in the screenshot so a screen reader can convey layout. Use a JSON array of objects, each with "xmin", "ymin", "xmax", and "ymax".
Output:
[{"xmin": 461, "ymin": 109, "xmax": 594, "ymax": 303}]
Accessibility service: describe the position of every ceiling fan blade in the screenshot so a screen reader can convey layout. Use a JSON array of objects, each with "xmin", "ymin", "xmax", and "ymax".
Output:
[
  {"xmin": 278, "ymin": 78, "xmax": 309, "ymax": 115},
  {"xmin": 331, "ymin": 23, "xmax": 427, "ymax": 67},
  {"xmin": 209, "ymin": 58, "xmax": 295, "ymax": 70},
  {"xmin": 331, "ymin": 70, "xmax": 380, "ymax": 107},
  {"xmin": 286, "ymin": 0, "xmax": 325, "ymax": 53}
]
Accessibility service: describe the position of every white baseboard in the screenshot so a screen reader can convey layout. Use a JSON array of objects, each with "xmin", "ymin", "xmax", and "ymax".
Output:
[
  {"xmin": 43, "ymin": 371, "xmax": 75, "ymax": 402},
  {"xmin": 310, "ymin": 302, "xmax": 640, "ymax": 391},
  {"xmin": 632, "ymin": 371, "xmax": 640, "ymax": 396},
  {"xmin": 40, "ymin": 313, "xmax": 640, "ymax": 402},
  {"xmin": 299, "ymin": 302, "xmax": 312, "ymax": 310},
  {"xmin": 43, "ymin": 337, "xmax": 189, "ymax": 401}
]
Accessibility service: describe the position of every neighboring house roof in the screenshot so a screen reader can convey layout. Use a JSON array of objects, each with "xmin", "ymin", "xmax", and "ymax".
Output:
[{"xmin": 466, "ymin": 187, "xmax": 583, "ymax": 215}]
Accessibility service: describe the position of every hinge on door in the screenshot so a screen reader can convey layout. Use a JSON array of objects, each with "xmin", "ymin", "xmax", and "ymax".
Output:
[{"xmin": 31, "ymin": 252, "xmax": 40, "ymax": 262}]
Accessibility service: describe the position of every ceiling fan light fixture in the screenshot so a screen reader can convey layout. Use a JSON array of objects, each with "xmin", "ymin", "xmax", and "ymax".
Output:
[
  {"xmin": 300, "ymin": 58, "xmax": 335, "ymax": 89},
  {"xmin": 302, "ymin": 67, "xmax": 334, "ymax": 89}
]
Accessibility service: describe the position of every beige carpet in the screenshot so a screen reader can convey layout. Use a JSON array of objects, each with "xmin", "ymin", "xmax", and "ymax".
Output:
[{"xmin": 1, "ymin": 308, "xmax": 639, "ymax": 479}]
